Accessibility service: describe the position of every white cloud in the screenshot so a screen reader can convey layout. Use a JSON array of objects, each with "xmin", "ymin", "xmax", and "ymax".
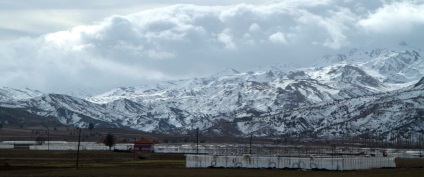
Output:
[
  {"xmin": 147, "ymin": 50, "xmax": 175, "ymax": 59},
  {"xmin": 1, "ymin": 0, "xmax": 424, "ymax": 94},
  {"xmin": 249, "ymin": 23, "xmax": 261, "ymax": 32},
  {"xmin": 269, "ymin": 32, "xmax": 287, "ymax": 43},
  {"xmin": 359, "ymin": 1, "xmax": 424, "ymax": 34},
  {"xmin": 218, "ymin": 29, "xmax": 237, "ymax": 50}
]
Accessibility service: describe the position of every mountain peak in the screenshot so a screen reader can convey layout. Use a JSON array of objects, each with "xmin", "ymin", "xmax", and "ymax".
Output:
[{"xmin": 211, "ymin": 68, "xmax": 240, "ymax": 77}]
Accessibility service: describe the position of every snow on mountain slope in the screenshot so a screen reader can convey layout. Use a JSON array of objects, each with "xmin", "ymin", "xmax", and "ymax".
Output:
[
  {"xmin": 0, "ymin": 87, "xmax": 43, "ymax": 101},
  {"xmin": 0, "ymin": 87, "xmax": 44, "ymax": 108},
  {"xmin": 83, "ymin": 46, "xmax": 424, "ymax": 136},
  {"xmin": 1, "ymin": 46, "xmax": 423, "ymax": 138},
  {"xmin": 248, "ymin": 81, "xmax": 424, "ymax": 138},
  {"xmin": 311, "ymin": 47, "xmax": 424, "ymax": 88},
  {"xmin": 363, "ymin": 49, "xmax": 423, "ymax": 84}
]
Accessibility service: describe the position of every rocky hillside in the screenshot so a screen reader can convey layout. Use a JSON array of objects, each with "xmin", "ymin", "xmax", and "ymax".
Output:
[{"xmin": 1, "ymin": 45, "xmax": 423, "ymax": 138}]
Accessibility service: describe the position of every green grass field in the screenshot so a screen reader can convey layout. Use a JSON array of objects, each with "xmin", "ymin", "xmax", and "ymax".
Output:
[{"xmin": 1, "ymin": 150, "xmax": 424, "ymax": 177}]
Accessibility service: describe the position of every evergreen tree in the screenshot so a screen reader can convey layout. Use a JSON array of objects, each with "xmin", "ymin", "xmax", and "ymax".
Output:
[
  {"xmin": 88, "ymin": 123, "xmax": 94, "ymax": 130},
  {"xmin": 103, "ymin": 133, "xmax": 116, "ymax": 150},
  {"xmin": 35, "ymin": 136, "xmax": 46, "ymax": 145}
]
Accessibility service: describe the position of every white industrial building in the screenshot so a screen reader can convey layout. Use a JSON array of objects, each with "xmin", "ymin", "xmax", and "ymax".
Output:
[
  {"xmin": 153, "ymin": 143, "xmax": 424, "ymax": 170},
  {"xmin": 186, "ymin": 154, "xmax": 396, "ymax": 170}
]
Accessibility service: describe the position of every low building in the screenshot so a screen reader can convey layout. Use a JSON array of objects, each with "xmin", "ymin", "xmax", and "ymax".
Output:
[
  {"xmin": 134, "ymin": 137, "xmax": 155, "ymax": 152},
  {"xmin": 186, "ymin": 154, "xmax": 397, "ymax": 170}
]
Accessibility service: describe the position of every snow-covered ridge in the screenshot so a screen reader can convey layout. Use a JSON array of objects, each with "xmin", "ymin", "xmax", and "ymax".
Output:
[
  {"xmin": 1, "ymin": 45, "xmax": 423, "ymax": 137},
  {"xmin": 87, "ymin": 46, "xmax": 424, "ymax": 104},
  {"xmin": 0, "ymin": 87, "xmax": 43, "ymax": 101}
]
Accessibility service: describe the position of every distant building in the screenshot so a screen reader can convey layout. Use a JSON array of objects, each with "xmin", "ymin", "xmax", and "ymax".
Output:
[{"xmin": 134, "ymin": 137, "xmax": 154, "ymax": 152}]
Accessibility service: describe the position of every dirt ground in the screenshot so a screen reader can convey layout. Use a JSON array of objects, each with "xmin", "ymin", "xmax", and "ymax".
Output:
[
  {"xmin": 1, "ymin": 150, "xmax": 424, "ymax": 177},
  {"xmin": 3, "ymin": 167, "xmax": 424, "ymax": 177}
]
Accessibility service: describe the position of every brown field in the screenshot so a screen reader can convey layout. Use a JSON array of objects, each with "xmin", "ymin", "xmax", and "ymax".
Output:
[{"xmin": 1, "ymin": 150, "xmax": 424, "ymax": 177}]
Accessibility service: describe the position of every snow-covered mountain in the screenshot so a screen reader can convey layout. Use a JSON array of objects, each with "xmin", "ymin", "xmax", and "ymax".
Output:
[
  {"xmin": 1, "ymin": 45, "xmax": 423, "ymax": 138},
  {"xmin": 0, "ymin": 87, "xmax": 43, "ymax": 102},
  {"xmin": 0, "ymin": 87, "xmax": 44, "ymax": 108}
]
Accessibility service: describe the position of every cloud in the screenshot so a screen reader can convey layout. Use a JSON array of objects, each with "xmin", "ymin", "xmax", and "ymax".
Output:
[
  {"xmin": 355, "ymin": 1, "xmax": 424, "ymax": 48},
  {"xmin": 249, "ymin": 23, "xmax": 261, "ymax": 32},
  {"xmin": 1, "ymin": 0, "xmax": 424, "ymax": 94},
  {"xmin": 218, "ymin": 29, "xmax": 237, "ymax": 50},
  {"xmin": 269, "ymin": 32, "xmax": 287, "ymax": 44},
  {"xmin": 359, "ymin": 1, "xmax": 424, "ymax": 34}
]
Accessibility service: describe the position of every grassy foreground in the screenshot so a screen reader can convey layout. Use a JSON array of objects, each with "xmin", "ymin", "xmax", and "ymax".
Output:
[{"xmin": 1, "ymin": 150, "xmax": 423, "ymax": 177}]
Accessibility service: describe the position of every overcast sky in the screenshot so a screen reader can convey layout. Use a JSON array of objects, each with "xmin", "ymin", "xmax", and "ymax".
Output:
[{"xmin": 1, "ymin": 0, "xmax": 424, "ymax": 95}]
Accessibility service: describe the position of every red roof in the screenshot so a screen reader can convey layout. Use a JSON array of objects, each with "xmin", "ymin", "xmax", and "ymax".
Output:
[{"xmin": 135, "ymin": 137, "xmax": 154, "ymax": 144}]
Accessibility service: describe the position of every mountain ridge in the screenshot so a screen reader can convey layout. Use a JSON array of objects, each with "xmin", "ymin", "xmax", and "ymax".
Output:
[{"xmin": 1, "ymin": 46, "xmax": 423, "ymax": 138}]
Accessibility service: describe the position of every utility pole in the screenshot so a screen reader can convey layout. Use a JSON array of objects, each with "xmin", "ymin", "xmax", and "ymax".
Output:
[
  {"xmin": 249, "ymin": 133, "xmax": 253, "ymax": 154},
  {"xmin": 47, "ymin": 129, "xmax": 50, "ymax": 151},
  {"xmin": 196, "ymin": 128, "xmax": 199, "ymax": 154},
  {"xmin": 133, "ymin": 137, "xmax": 136, "ymax": 159},
  {"xmin": 76, "ymin": 128, "xmax": 81, "ymax": 169},
  {"xmin": 420, "ymin": 134, "xmax": 423, "ymax": 157}
]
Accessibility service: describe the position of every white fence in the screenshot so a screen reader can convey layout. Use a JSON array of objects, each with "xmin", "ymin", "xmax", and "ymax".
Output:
[
  {"xmin": 387, "ymin": 150, "xmax": 424, "ymax": 158},
  {"xmin": 0, "ymin": 144, "xmax": 14, "ymax": 149},
  {"xmin": 186, "ymin": 155, "xmax": 396, "ymax": 170},
  {"xmin": 29, "ymin": 142, "xmax": 133, "ymax": 151},
  {"xmin": 154, "ymin": 144, "xmax": 220, "ymax": 154}
]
